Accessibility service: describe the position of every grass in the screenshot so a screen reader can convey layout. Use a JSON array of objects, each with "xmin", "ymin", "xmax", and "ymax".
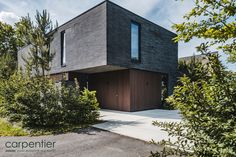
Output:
[
  {"xmin": 0, "ymin": 118, "xmax": 28, "ymax": 136},
  {"xmin": 0, "ymin": 118, "xmax": 102, "ymax": 136}
]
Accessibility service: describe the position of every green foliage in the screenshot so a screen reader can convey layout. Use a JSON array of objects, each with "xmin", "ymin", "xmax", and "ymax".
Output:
[
  {"xmin": 0, "ymin": 10, "xmax": 99, "ymax": 135},
  {"xmin": 178, "ymin": 56, "xmax": 209, "ymax": 82},
  {"xmin": 61, "ymin": 81, "xmax": 100, "ymax": 125},
  {"xmin": 78, "ymin": 89, "xmax": 100, "ymax": 123},
  {"xmin": 0, "ymin": 118, "xmax": 28, "ymax": 136},
  {"xmin": 173, "ymin": 0, "xmax": 236, "ymax": 62},
  {"xmin": 161, "ymin": 76, "xmax": 172, "ymax": 110},
  {"xmin": 0, "ymin": 22, "xmax": 18, "ymax": 59},
  {"xmin": 152, "ymin": 55, "xmax": 236, "ymax": 156},
  {"xmin": 16, "ymin": 10, "xmax": 57, "ymax": 76},
  {"xmin": 152, "ymin": 1, "xmax": 236, "ymax": 156},
  {"xmin": 15, "ymin": 14, "xmax": 33, "ymax": 47},
  {"xmin": 0, "ymin": 72, "xmax": 100, "ymax": 128},
  {"xmin": 0, "ymin": 53, "xmax": 16, "ymax": 80}
]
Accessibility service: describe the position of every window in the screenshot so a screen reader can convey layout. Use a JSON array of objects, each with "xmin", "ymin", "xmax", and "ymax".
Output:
[
  {"xmin": 61, "ymin": 31, "xmax": 66, "ymax": 66},
  {"xmin": 131, "ymin": 22, "xmax": 140, "ymax": 61}
]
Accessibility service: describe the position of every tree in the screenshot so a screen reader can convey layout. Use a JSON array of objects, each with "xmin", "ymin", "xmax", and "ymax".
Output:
[
  {"xmin": 16, "ymin": 10, "xmax": 57, "ymax": 76},
  {"xmin": 151, "ymin": 54, "xmax": 236, "ymax": 156},
  {"xmin": 178, "ymin": 56, "xmax": 209, "ymax": 82},
  {"xmin": 0, "ymin": 22, "xmax": 18, "ymax": 59},
  {"xmin": 0, "ymin": 70, "xmax": 100, "ymax": 128},
  {"xmin": 0, "ymin": 53, "xmax": 16, "ymax": 80},
  {"xmin": 151, "ymin": 0, "xmax": 236, "ymax": 156},
  {"xmin": 173, "ymin": 0, "xmax": 236, "ymax": 62},
  {"xmin": 0, "ymin": 22, "xmax": 19, "ymax": 80},
  {"xmin": 15, "ymin": 14, "xmax": 33, "ymax": 47}
]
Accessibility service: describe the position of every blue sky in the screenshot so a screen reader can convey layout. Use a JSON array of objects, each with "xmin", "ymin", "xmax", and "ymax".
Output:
[{"xmin": 0, "ymin": 0, "xmax": 235, "ymax": 71}]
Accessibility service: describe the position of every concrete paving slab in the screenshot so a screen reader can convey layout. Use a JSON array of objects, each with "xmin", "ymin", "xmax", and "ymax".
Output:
[{"xmin": 93, "ymin": 109, "xmax": 182, "ymax": 142}]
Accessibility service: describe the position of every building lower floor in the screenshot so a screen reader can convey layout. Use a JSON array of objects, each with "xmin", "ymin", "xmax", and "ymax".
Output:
[{"xmin": 50, "ymin": 69, "xmax": 167, "ymax": 112}]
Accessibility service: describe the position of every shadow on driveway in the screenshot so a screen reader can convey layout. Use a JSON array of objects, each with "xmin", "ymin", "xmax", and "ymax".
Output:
[{"xmin": 0, "ymin": 127, "xmax": 161, "ymax": 157}]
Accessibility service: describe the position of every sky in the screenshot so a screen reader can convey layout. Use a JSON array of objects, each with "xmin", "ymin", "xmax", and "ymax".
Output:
[{"xmin": 0, "ymin": 0, "xmax": 235, "ymax": 71}]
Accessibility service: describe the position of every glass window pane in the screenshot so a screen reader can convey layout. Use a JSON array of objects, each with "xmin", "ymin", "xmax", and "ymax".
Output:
[
  {"xmin": 63, "ymin": 32, "xmax": 66, "ymax": 65},
  {"xmin": 61, "ymin": 31, "xmax": 66, "ymax": 66},
  {"xmin": 131, "ymin": 23, "xmax": 140, "ymax": 61}
]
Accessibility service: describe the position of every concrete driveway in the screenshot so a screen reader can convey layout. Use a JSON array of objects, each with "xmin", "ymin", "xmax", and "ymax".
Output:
[
  {"xmin": 93, "ymin": 109, "xmax": 181, "ymax": 142},
  {"xmin": 0, "ymin": 128, "xmax": 159, "ymax": 157}
]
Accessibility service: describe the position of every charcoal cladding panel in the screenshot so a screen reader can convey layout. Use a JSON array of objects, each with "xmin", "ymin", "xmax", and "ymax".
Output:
[{"xmin": 106, "ymin": 1, "xmax": 178, "ymax": 94}]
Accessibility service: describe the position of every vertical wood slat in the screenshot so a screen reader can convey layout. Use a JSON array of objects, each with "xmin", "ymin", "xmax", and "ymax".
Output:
[
  {"xmin": 89, "ymin": 70, "xmax": 131, "ymax": 111},
  {"xmin": 130, "ymin": 69, "xmax": 162, "ymax": 111},
  {"xmin": 88, "ymin": 69, "xmax": 161, "ymax": 112}
]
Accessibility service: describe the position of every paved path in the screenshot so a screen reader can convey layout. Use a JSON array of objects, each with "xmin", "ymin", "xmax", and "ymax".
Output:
[
  {"xmin": 0, "ymin": 128, "xmax": 159, "ymax": 157},
  {"xmin": 93, "ymin": 109, "xmax": 181, "ymax": 142}
]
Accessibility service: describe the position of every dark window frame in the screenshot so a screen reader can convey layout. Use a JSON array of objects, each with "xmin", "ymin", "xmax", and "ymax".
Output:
[
  {"xmin": 61, "ymin": 30, "xmax": 66, "ymax": 67},
  {"xmin": 130, "ymin": 21, "xmax": 141, "ymax": 63}
]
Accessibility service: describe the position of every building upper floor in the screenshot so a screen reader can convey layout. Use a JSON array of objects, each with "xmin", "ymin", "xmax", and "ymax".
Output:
[{"xmin": 18, "ymin": 0, "xmax": 178, "ymax": 75}]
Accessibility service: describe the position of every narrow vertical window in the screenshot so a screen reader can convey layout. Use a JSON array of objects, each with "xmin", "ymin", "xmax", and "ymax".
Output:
[
  {"xmin": 61, "ymin": 31, "xmax": 66, "ymax": 66},
  {"xmin": 131, "ymin": 22, "xmax": 140, "ymax": 61}
]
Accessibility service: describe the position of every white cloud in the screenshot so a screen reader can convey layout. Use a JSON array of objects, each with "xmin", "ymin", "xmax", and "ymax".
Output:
[{"xmin": 0, "ymin": 11, "xmax": 19, "ymax": 25}]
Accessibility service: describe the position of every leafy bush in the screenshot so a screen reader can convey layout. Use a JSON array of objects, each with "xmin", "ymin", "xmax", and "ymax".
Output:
[
  {"xmin": 151, "ymin": 55, "xmax": 236, "ymax": 156},
  {"xmin": 0, "ymin": 71, "xmax": 100, "ymax": 128},
  {"xmin": 0, "ymin": 53, "xmax": 16, "ymax": 80},
  {"xmin": 178, "ymin": 56, "xmax": 209, "ymax": 82},
  {"xmin": 61, "ymin": 81, "xmax": 100, "ymax": 125},
  {"xmin": 161, "ymin": 76, "xmax": 172, "ymax": 110},
  {"xmin": 0, "ymin": 118, "xmax": 28, "ymax": 136}
]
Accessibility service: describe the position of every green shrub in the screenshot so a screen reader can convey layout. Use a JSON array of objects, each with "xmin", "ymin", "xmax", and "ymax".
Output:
[
  {"xmin": 0, "ymin": 71, "xmax": 100, "ymax": 128},
  {"xmin": 151, "ymin": 55, "xmax": 236, "ymax": 156},
  {"xmin": 0, "ymin": 72, "xmax": 63, "ymax": 127},
  {"xmin": 178, "ymin": 56, "xmax": 209, "ymax": 82},
  {"xmin": 0, "ymin": 53, "xmax": 16, "ymax": 80},
  {"xmin": 0, "ymin": 118, "xmax": 28, "ymax": 136},
  {"xmin": 78, "ymin": 89, "xmax": 100, "ymax": 123},
  {"xmin": 61, "ymin": 82, "xmax": 100, "ymax": 125}
]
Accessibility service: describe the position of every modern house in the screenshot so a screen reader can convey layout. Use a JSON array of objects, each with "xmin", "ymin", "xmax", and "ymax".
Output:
[
  {"xmin": 18, "ymin": 0, "xmax": 178, "ymax": 112},
  {"xmin": 179, "ymin": 52, "xmax": 218, "ymax": 64}
]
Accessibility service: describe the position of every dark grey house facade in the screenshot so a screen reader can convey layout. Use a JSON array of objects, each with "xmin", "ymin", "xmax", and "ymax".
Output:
[{"xmin": 18, "ymin": 0, "xmax": 178, "ymax": 112}]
